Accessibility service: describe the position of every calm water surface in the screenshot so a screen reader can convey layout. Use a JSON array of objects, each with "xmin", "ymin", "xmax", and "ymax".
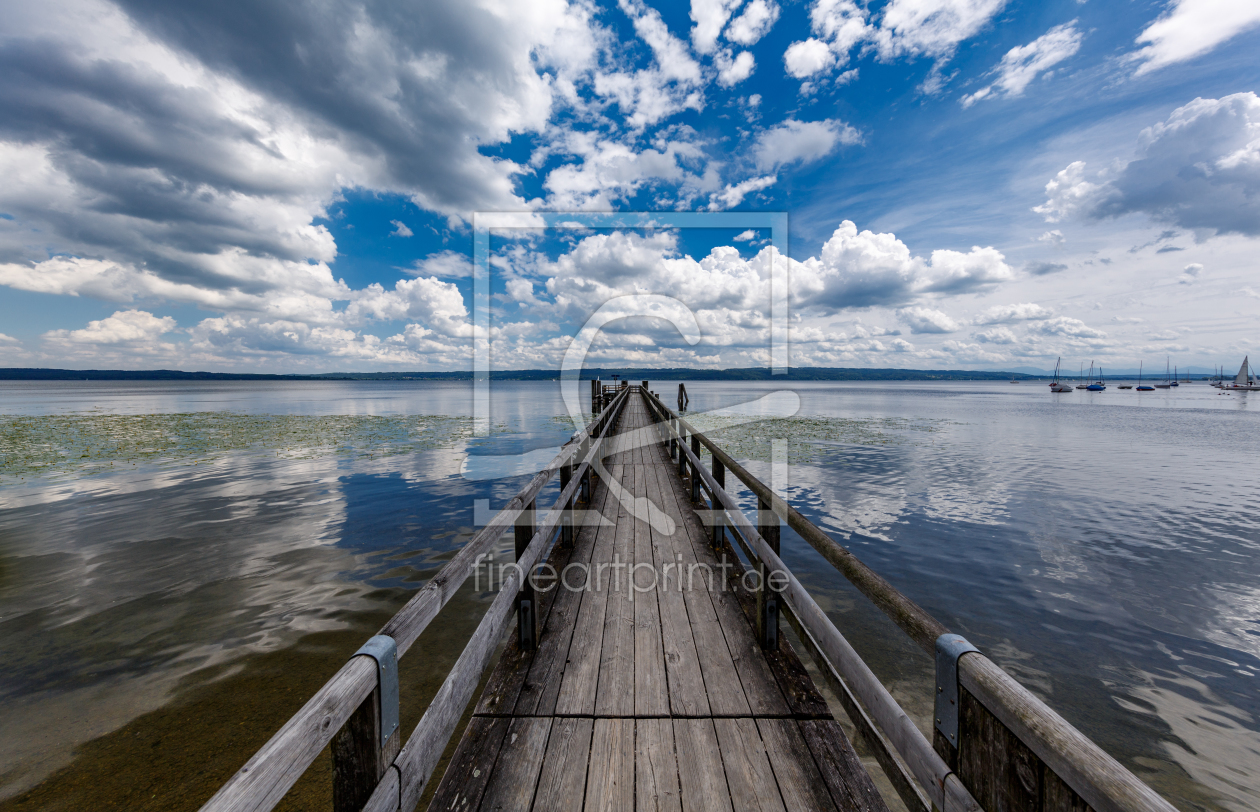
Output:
[{"xmin": 0, "ymin": 379, "xmax": 1256, "ymax": 811}]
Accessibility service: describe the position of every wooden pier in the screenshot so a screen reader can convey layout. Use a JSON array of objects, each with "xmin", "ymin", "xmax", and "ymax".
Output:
[
  {"xmin": 426, "ymin": 394, "xmax": 884, "ymax": 812},
  {"xmin": 202, "ymin": 385, "xmax": 1179, "ymax": 812}
]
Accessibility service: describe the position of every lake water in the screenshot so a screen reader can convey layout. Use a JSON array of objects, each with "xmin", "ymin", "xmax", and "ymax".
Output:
[{"xmin": 0, "ymin": 379, "xmax": 1256, "ymax": 811}]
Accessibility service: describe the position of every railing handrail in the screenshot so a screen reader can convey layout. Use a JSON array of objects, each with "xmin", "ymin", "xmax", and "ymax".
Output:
[
  {"xmin": 200, "ymin": 387, "xmax": 630, "ymax": 812},
  {"xmin": 643, "ymin": 389, "xmax": 1176, "ymax": 812}
]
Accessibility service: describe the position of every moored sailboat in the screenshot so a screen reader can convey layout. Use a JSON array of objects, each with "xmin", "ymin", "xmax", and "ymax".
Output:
[
  {"xmin": 1049, "ymin": 357, "xmax": 1073, "ymax": 392},
  {"xmin": 1136, "ymin": 361, "xmax": 1154, "ymax": 391}
]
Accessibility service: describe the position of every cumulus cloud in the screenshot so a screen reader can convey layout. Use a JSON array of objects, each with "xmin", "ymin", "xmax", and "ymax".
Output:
[
  {"xmin": 784, "ymin": 38, "xmax": 837, "ymax": 78},
  {"xmin": 727, "ymin": 0, "xmax": 780, "ymax": 46},
  {"xmin": 973, "ymin": 303, "xmax": 1053, "ymax": 324},
  {"xmin": 753, "ymin": 118, "xmax": 862, "ymax": 171},
  {"xmin": 1031, "ymin": 316, "xmax": 1106, "ymax": 339},
  {"xmin": 972, "ymin": 326, "xmax": 1017, "ymax": 344},
  {"xmin": 44, "ymin": 310, "xmax": 177, "ymax": 345},
  {"xmin": 791, "ymin": 220, "xmax": 1013, "ymax": 310},
  {"xmin": 0, "ymin": 333, "xmax": 21, "ymax": 344},
  {"xmin": 690, "ymin": 0, "xmax": 744, "ymax": 54},
  {"xmin": 1038, "ymin": 229, "xmax": 1066, "ymax": 245},
  {"xmin": 390, "ymin": 220, "xmax": 413, "ymax": 238},
  {"xmin": 733, "ymin": 230, "xmax": 758, "ymax": 241},
  {"xmin": 716, "ymin": 50, "xmax": 756, "ymax": 87},
  {"xmin": 1035, "ymin": 93, "xmax": 1260, "ymax": 236},
  {"xmin": 897, "ymin": 306, "xmax": 960, "ymax": 333},
  {"xmin": 961, "ymin": 21, "xmax": 1082, "ymax": 107},
  {"xmin": 1131, "ymin": 0, "xmax": 1260, "ymax": 75}
]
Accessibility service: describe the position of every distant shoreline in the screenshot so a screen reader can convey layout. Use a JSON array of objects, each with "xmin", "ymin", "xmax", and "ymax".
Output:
[{"xmin": 0, "ymin": 366, "xmax": 1046, "ymax": 382}]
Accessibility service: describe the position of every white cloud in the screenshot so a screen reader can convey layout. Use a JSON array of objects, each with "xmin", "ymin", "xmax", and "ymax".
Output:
[
  {"xmin": 44, "ymin": 310, "xmax": 177, "ymax": 345},
  {"xmin": 690, "ymin": 0, "xmax": 745, "ymax": 54},
  {"xmin": 389, "ymin": 220, "xmax": 413, "ymax": 238},
  {"xmin": 717, "ymin": 50, "xmax": 757, "ymax": 87},
  {"xmin": 0, "ymin": 333, "xmax": 21, "ymax": 344},
  {"xmin": 974, "ymin": 303, "xmax": 1053, "ymax": 324},
  {"xmin": 727, "ymin": 0, "xmax": 780, "ymax": 45},
  {"xmin": 1131, "ymin": 0, "xmax": 1260, "ymax": 75},
  {"xmin": 872, "ymin": 0, "xmax": 1008, "ymax": 61},
  {"xmin": 791, "ymin": 220, "xmax": 1013, "ymax": 310},
  {"xmin": 961, "ymin": 21, "xmax": 1082, "ymax": 107},
  {"xmin": 1033, "ymin": 161, "xmax": 1106, "ymax": 223},
  {"xmin": 1031, "ymin": 316, "xmax": 1106, "ymax": 339},
  {"xmin": 733, "ymin": 230, "xmax": 758, "ymax": 241},
  {"xmin": 707, "ymin": 175, "xmax": 777, "ymax": 210},
  {"xmin": 1035, "ymin": 93, "xmax": 1260, "ymax": 236},
  {"xmin": 1038, "ymin": 229, "xmax": 1066, "ymax": 244},
  {"xmin": 410, "ymin": 250, "xmax": 473, "ymax": 278},
  {"xmin": 753, "ymin": 119, "xmax": 862, "ymax": 171},
  {"xmin": 972, "ymin": 326, "xmax": 1017, "ymax": 344},
  {"xmin": 784, "ymin": 38, "xmax": 836, "ymax": 78},
  {"xmin": 897, "ymin": 306, "xmax": 960, "ymax": 333}
]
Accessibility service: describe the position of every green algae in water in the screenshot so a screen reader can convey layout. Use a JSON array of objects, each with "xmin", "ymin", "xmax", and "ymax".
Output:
[{"xmin": 0, "ymin": 412, "xmax": 480, "ymax": 481}]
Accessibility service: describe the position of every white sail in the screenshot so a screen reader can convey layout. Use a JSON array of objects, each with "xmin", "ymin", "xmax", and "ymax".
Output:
[{"xmin": 1236, "ymin": 356, "xmax": 1250, "ymax": 386}]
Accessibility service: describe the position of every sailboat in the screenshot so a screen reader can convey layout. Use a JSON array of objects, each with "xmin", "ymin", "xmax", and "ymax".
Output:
[
  {"xmin": 1049, "ymin": 357, "xmax": 1072, "ymax": 392},
  {"xmin": 1154, "ymin": 357, "xmax": 1172, "ymax": 389},
  {"xmin": 1170, "ymin": 365, "xmax": 1179, "ymax": 387},
  {"xmin": 1136, "ymin": 362, "xmax": 1154, "ymax": 391},
  {"xmin": 1075, "ymin": 362, "xmax": 1089, "ymax": 389},
  {"xmin": 1086, "ymin": 365, "xmax": 1106, "ymax": 391},
  {"xmin": 1221, "ymin": 356, "xmax": 1260, "ymax": 390}
]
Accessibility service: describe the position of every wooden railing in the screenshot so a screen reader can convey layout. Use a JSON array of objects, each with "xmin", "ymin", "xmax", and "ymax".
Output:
[
  {"xmin": 642, "ymin": 389, "xmax": 1177, "ymax": 812},
  {"xmin": 199, "ymin": 386, "xmax": 631, "ymax": 812}
]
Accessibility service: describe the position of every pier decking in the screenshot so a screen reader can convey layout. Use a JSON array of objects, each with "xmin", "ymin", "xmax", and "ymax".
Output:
[
  {"xmin": 427, "ymin": 396, "xmax": 886, "ymax": 811},
  {"xmin": 202, "ymin": 384, "xmax": 1178, "ymax": 812}
]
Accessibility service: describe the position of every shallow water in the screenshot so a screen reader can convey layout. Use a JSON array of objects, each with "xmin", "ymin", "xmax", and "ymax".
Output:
[{"xmin": 1, "ymin": 379, "xmax": 1257, "ymax": 811}]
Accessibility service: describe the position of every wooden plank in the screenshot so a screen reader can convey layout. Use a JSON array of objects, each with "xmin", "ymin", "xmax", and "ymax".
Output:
[
  {"xmin": 633, "ymin": 466, "xmax": 670, "ymax": 718},
  {"xmin": 478, "ymin": 717, "xmax": 553, "ymax": 812},
  {"xmin": 554, "ymin": 470, "xmax": 622, "ymax": 715},
  {"xmin": 425, "ymin": 716, "xmax": 510, "ymax": 812},
  {"xmin": 674, "ymin": 719, "xmax": 733, "ymax": 812},
  {"xmin": 533, "ymin": 717, "xmax": 595, "ymax": 812},
  {"xmin": 713, "ymin": 532, "xmax": 832, "ymax": 719},
  {"xmin": 584, "ymin": 718, "xmax": 635, "ymax": 811},
  {"xmin": 755, "ymin": 718, "xmax": 838, "ymax": 812},
  {"xmin": 513, "ymin": 465, "xmax": 617, "ymax": 716},
  {"xmin": 635, "ymin": 719, "xmax": 682, "ymax": 812},
  {"xmin": 595, "ymin": 466, "xmax": 637, "ymax": 717},
  {"xmin": 644, "ymin": 463, "xmax": 751, "ymax": 717},
  {"xmin": 646, "ymin": 465, "xmax": 709, "ymax": 717},
  {"xmin": 713, "ymin": 718, "xmax": 786, "ymax": 812},
  {"xmin": 798, "ymin": 720, "xmax": 890, "ymax": 812}
]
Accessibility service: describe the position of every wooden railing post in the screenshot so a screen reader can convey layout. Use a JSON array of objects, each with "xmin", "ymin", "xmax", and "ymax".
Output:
[
  {"xmin": 756, "ymin": 498, "xmax": 780, "ymax": 650},
  {"xmin": 711, "ymin": 457, "xmax": 725, "ymax": 548},
  {"xmin": 689, "ymin": 435, "xmax": 702, "ymax": 502},
  {"xmin": 669, "ymin": 417, "xmax": 677, "ymax": 461},
  {"xmin": 559, "ymin": 457, "xmax": 573, "ymax": 547},
  {"xmin": 516, "ymin": 499, "xmax": 537, "ymax": 650},
  {"xmin": 678, "ymin": 427, "xmax": 688, "ymax": 476},
  {"xmin": 332, "ymin": 641, "xmax": 401, "ymax": 812}
]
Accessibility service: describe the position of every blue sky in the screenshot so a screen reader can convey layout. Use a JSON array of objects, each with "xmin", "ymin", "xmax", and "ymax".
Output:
[{"xmin": 0, "ymin": 0, "xmax": 1258, "ymax": 372}]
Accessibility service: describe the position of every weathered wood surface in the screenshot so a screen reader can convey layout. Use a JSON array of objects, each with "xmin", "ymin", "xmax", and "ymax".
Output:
[{"xmin": 426, "ymin": 394, "xmax": 889, "ymax": 812}]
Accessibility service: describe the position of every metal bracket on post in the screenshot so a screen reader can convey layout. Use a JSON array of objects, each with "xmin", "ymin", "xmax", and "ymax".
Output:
[
  {"xmin": 934, "ymin": 633, "xmax": 979, "ymax": 748},
  {"xmin": 354, "ymin": 635, "xmax": 400, "ymax": 747}
]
